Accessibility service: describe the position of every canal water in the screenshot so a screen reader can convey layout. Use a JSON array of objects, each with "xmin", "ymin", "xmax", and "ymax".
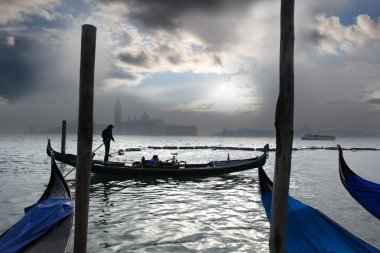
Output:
[{"xmin": 0, "ymin": 134, "xmax": 379, "ymax": 252}]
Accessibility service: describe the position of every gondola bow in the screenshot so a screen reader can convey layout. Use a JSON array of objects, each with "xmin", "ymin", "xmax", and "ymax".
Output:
[
  {"xmin": 0, "ymin": 155, "xmax": 73, "ymax": 253},
  {"xmin": 258, "ymin": 166, "xmax": 380, "ymax": 253},
  {"xmin": 338, "ymin": 145, "xmax": 380, "ymax": 220}
]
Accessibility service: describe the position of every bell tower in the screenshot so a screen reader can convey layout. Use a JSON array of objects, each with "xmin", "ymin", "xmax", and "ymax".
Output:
[{"xmin": 114, "ymin": 96, "xmax": 121, "ymax": 126}]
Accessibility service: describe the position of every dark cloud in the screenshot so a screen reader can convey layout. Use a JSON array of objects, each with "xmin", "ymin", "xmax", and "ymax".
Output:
[
  {"xmin": 109, "ymin": 68, "xmax": 141, "ymax": 82},
  {"xmin": 102, "ymin": 0, "xmax": 259, "ymax": 31},
  {"xmin": 105, "ymin": 0, "xmax": 270, "ymax": 80},
  {"xmin": 101, "ymin": 0, "xmax": 266, "ymax": 50},
  {"xmin": 304, "ymin": 30, "xmax": 328, "ymax": 46},
  {"xmin": 213, "ymin": 55, "xmax": 222, "ymax": 66},
  {"xmin": 0, "ymin": 36, "xmax": 38, "ymax": 101},
  {"xmin": 0, "ymin": 1, "xmax": 92, "ymax": 102},
  {"xmin": 118, "ymin": 51, "xmax": 151, "ymax": 67},
  {"xmin": 167, "ymin": 54, "xmax": 182, "ymax": 65},
  {"xmin": 367, "ymin": 98, "xmax": 380, "ymax": 105}
]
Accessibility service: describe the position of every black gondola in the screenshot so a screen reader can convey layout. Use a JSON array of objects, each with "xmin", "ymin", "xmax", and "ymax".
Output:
[
  {"xmin": 0, "ymin": 155, "xmax": 73, "ymax": 253},
  {"xmin": 258, "ymin": 166, "xmax": 380, "ymax": 252},
  {"xmin": 338, "ymin": 145, "xmax": 380, "ymax": 220},
  {"xmin": 47, "ymin": 139, "xmax": 268, "ymax": 177}
]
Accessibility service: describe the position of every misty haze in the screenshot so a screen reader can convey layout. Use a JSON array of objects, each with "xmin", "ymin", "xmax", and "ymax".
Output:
[{"xmin": 0, "ymin": 1, "xmax": 380, "ymax": 136}]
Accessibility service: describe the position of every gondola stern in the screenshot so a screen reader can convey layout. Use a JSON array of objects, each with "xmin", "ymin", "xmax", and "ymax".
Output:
[
  {"xmin": 1, "ymin": 145, "xmax": 74, "ymax": 253},
  {"xmin": 47, "ymin": 139, "xmax": 52, "ymax": 158},
  {"xmin": 337, "ymin": 144, "xmax": 357, "ymax": 182},
  {"xmin": 258, "ymin": 166, "xmax": 273, "ymax": 196}
]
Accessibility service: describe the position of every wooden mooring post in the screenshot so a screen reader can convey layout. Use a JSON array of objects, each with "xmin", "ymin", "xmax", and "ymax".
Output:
[
  {"xmin": 74, "ymin": 24, "xmax": 96, "ymax": 253},
  {"xmin": 61, "ymin": 120, "xmax": 66, "ymax": 155},
  {"xmin": 270, "ymin": 0, "xmax": 295, "ymax": 252}
]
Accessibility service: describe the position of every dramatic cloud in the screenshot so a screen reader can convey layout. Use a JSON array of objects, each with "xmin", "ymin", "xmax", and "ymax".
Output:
[
  {"xmin": 1, "ymin": 0, "xmax": 380, "ymax": 134},
  {"xmin": 316, "ymin": 14, "xmax": 380, "ymax": 55},
  {"xmin": 368, "ymin": 98, "xmax": 380, "ymax": 105},
  {"xmin": 96, "ymin": 0, "xmax": 272, "ymax": 89},
  {"xmin": 0, "ymin": 0, "xmax": 60, "ymax": 25},
  {"xmin": 0, "ymin": 36, "xmax": 38, "ymax": 102}
]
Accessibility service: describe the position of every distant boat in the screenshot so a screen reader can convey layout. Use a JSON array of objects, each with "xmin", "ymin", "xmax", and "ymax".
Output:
[
  {"xmin": 338, "ymin": 145, "xmax": 380, "ymax": 220},
  {"xmin": 301, "ymin": 134, "xmax": 336, "ymax": 140},
  {"xmin": 258, "ymin": 166, "xmax": 380, "ymax": 253}
]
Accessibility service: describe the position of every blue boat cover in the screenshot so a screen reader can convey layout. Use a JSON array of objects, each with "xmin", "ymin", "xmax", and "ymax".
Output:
[
  {"xmin": 0, "ymin": 198, "xmax": 73, "ymax": 253},
  {"xmin": 262, "ymin": 191, "xmax": 380, "ymax": 253},
  {"xmin": 345, "ymin": 175, "xmax": 380, "ymax": 220}
]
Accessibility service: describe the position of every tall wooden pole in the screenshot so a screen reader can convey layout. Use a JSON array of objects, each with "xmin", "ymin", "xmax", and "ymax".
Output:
[
  {"xmin": 74, "ymin": 24, "xmax": 96, "ymax": 253},
  {"xmin": 61, "ymin": 120, "xmax": 66, "ymax": 155},
  {"xmin": 270, "ymin": 0, "xmax": 294, "ymax": 252}
]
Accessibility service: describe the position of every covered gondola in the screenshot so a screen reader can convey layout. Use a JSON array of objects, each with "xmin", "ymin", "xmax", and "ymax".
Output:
[
  {"xmin": 338, "ymin": 145, "xmax": 380, "ymax": 220},
  {"xmin": 47, "ymin": 139, "xmax": 268, "ymax": 177},
  {"xmin": 258, "ymin": 166, "xmax": 380, "ymax": 253},
  {"xmin": 0, "ymin": 154, "xmax": 73, "ymax": 253}
]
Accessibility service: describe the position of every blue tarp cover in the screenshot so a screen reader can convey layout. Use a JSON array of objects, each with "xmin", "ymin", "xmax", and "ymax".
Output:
[
  {"xmin": 0, "ymin": 198, "xmax": 73, "ymax": 253},
  {"xmin": 345, "ymin": 175, "xmax": 380, "ymax": 220},
  {"xmin": 262, "ymin": 191, "xmax": 380, "ymax": 253}
]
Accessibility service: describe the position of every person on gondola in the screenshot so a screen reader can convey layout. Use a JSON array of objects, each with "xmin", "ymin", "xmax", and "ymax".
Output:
[
  {"xmin": 102, "ymin": 124, "xmax": 115, "ymax": 162},
  {"xmin": 148, "ymin": 155, "xmax": 161, "ymax": 167}
]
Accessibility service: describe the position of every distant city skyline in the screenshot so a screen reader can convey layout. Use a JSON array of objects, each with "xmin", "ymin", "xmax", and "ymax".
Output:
[
  {"xmin": 112, "ymin": 101, "xmax": 197, "ymax": 136},
  {"xmin": 33, "ymin": 118, "xmax": 380, "ymax": 138},
  {"xmin": 1, "ymin": 1, "xmax": 380, "ymax": 135}
]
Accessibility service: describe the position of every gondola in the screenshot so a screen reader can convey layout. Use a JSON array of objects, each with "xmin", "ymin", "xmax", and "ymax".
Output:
[
  {"xmin": 338, "ymin": 145, "xmax": 380, "ymax": 220},
  {"xmin": 258, "ymin": 166, "xmax": 380, "ymax": 253},
  {"xmin": 0, "ymin": 154, "xmax": 73, "ymax": 253},
  {"xmin": 47, "ymin": 139, "xmax": 268, "ymax": 177}
]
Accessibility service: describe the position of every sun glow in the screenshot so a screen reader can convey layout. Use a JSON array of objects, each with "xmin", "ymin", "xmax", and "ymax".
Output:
[{"xmin": 211, "ymin": 83, "xmax": 249, "ymax": 112}]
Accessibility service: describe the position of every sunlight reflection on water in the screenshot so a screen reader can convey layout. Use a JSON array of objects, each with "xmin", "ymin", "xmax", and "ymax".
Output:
[
  {"xmin": 83, "ymin": 175, "xmax": 269, "ymax": 252},
  {"xmin": 0, "ymin": 134, "xmax": 380, "ymax": 252}
]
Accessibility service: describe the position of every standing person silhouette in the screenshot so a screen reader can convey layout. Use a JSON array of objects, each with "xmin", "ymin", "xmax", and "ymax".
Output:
[{"xmin": 102, "ymin": 124, "xmax": 115, "ymax": 162}]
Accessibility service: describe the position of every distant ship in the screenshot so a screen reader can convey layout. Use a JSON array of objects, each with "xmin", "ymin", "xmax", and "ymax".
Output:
[{"xmin": 301, "ymin": 134, "xmax": 336, "ymax": 140}]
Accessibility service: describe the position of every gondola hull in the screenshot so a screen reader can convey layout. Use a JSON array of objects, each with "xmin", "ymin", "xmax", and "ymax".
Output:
[
  {"xmin": 0, "ymin": 155, "xmax": 73, "ymax": 253},
  {"xmin": 91, "ymin": 157, "xmax": 266, "ymax": 177},
  {"xmin": 258, "ymin": 166, "xmax": 380, "ymax": 253},
  {"xmin": 47, "ymin": 140, "xmax": 267, "ymax": 177},
  {"xmin": 338, "ymin": 145, "xmax": 380, "ymax": 220}
]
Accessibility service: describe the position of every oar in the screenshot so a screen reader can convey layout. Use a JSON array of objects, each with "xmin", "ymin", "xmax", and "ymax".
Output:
[
  {"xmin": 64, "ymin": 167, "xmax": 76, "ymax": 178},
  {"xmin": 65, "ymin": 143, "xmax": 104, "ymax": 177},
  {"xmin": 109, "ymin": 149, "xmax": 124, "ymax": 157},
  {"xmin": 92, "ymin": 143, "xmax": 104, "ymax": 157}
]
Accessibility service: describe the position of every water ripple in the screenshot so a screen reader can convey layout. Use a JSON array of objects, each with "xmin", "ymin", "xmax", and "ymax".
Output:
[
  {"xmin": 84, "ymin": 176, "xmax": 269, "ymax": 252},
  {"xmin": 1, "ymin": 135, "xmax": 380, "ymax": 253}
]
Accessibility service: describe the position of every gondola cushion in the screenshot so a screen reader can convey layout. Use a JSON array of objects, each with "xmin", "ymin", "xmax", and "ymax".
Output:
[{"xmin": 0, "ymin": 198, "xmax": 73, "ymax": 253}]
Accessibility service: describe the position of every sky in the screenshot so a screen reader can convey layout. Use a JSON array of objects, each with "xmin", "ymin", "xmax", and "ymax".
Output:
[{"xmin": 0, "ymin": 0, "xmax": 380, "ymax": 135}]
